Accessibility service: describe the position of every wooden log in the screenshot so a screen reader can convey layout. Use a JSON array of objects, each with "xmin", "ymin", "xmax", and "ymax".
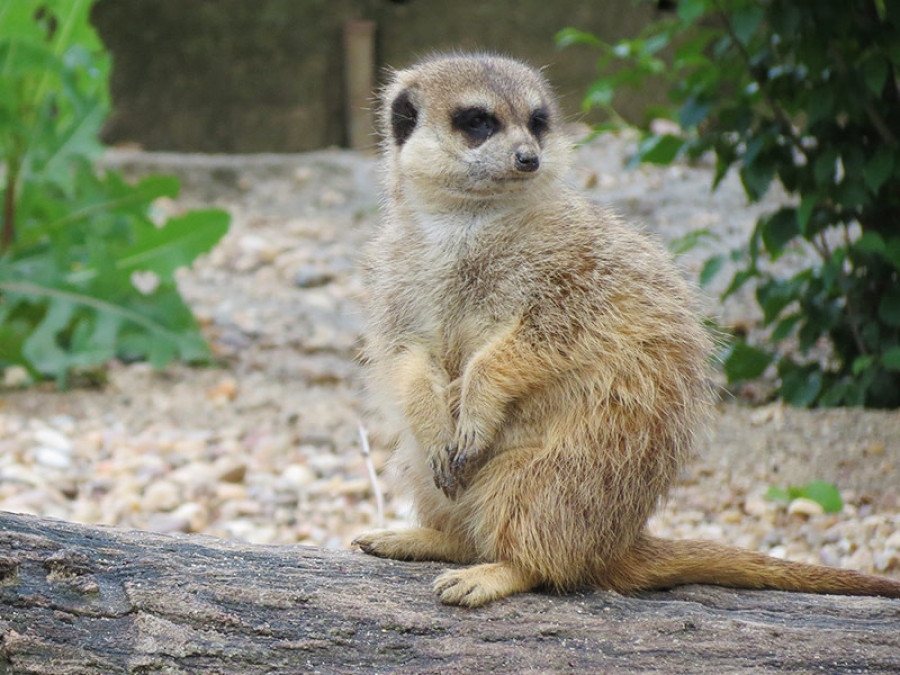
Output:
[{"xmin": 1, "ymin": 511, "xmax": 898, "ymax": 674}]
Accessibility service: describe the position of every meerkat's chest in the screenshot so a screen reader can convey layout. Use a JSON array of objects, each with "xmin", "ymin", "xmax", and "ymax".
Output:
[{"xmin": 389, "ymin": 232, "xmax": 526, "ymax": 370}]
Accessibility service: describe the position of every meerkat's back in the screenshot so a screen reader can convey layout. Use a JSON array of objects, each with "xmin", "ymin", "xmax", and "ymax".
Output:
[{"xmin": 354, "ymin": 53, "xmax": 900, "ymax": 606}]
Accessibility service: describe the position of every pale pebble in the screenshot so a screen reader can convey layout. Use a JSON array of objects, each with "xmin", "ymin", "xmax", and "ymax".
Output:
[
  {"xmin": 874, "ymin": 549, "xmax": 899, "ymax": 572},
  {"xmin": 32, "ymin": 446, "xmax": 72, "ymax": 470},
  {"xmin": 769, "ymin": 545, "xmax": 788, "ymax": 559},
  {"xmin": 33, "ymin": 428, "xmax": 72, "ymax": 452},
  {"xmin": 282, "ymin": 463, "xmax": 316, "ymax": 488},
  {"xmin": 141, "ymin": 480, "xmax": 181, "ymax": 512},
  {"xmin": 844, "ymin": 547, "xmax": 874, "ymax": 572},
  {"xmin": 170, "ymin": 502, "xmax": 209, "ymax": 532},
  {"xmin": 788, "ymin": 497, "xmax": 825, "ymax": 517},
  {"xmin": 743, "ymin": 495, "xmax": 770, "ymax": 518},
  {"xmin": 146, "ymin": 512, "xmax": 190, "ymax": 534}
]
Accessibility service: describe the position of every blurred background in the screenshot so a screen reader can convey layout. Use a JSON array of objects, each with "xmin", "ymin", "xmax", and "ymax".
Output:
[{"xmin": 92, "ymin": 0, "xmax": 672, "ymax": 152}]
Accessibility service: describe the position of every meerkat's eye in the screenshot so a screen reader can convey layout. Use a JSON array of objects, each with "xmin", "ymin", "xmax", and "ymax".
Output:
[
  {"xmin": 451, "ymin": 107, "xmax": 501, "ymax": 143},
  {"xmin": 529, "ymin": 108, "xmax": 549, "ymax": 137}
]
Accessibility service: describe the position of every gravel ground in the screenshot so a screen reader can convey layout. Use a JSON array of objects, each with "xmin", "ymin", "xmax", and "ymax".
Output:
[{"xmin": 1, "ymin": 131, "xmax": 898, "ymax": 581}]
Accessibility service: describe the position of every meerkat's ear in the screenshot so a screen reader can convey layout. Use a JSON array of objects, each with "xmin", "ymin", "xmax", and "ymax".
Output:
[{"xmin": 389, "ymin": 88, "xmax": 418, "ymax": 146}]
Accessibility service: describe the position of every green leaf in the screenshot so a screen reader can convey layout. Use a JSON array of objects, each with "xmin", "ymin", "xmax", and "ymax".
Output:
[
  {"xmin": 807, "ymin": 88, "xmax": 836, "ymax": 126},
  {"xmin": 801, "ymin": 480, "xmax": 843, "ymax": 513},
  {"xmin": 886, "ymin": 237, "xmax": 900, "ymax": 270},
  {"xmin": 863, "ymin": 57, "xmax": 888, "ymax": 96},
  {"xmin": 731, "ymin": 5, "xmax": 764, "ymax": 45},
  {"xmin": 20, "ymin": 296, "xmax": 76, "ymax": 382},
  {"xmin": 761, "ymin": 208, "xmax": 799, "ymax": 258},
  {"xmin": 813, "ymin": 149, "xmax": 837, "ymax": 184},
  {"xmin": 677, "ymin": 0, "xmax": 708, "ymax": 24},
  {"xmin": 30, "ymin": 97, "xmax": 107, "ymax": 192},
  {"xmin": 722, "ymin": 268, "xmax": 756, "ymax": 300},
  {"xmin": 878, "ymin": 288, "xmax": 900, "ymax": 327},
  {"xmin": 740, "ymin": 159, "xmax": 775, "ymax": 202},
  {"xmin": 673, "ymin": 29, "xmax": 716, "ymax": 69},
  {"xmin": 713, "ymin": 153, "xmax": 733, "ymax": 189},
  {"xmin": 668, "ymin": 228, "xmax": 717, "ymax": 256},
  {"xmin": 2, "ymin": 279, "xmax": 200, "ymax": 349},
  {"xmin": 796, "ymin": 194, "xmax": 816, "ymax": 235},
  {"xmin": 863, "ymin": 146, "xmax": 894, "ymax": 193},
  {"xmin": 852, "ymin": 231, "xmax": 886, "ymax": 255},
  {"xmin": 771, "ymin": 313, "xmax": 801, "ymax": 341},
  {"xmin": 882, "ymin": 346, "xmax": 900, "ymax": 371},
  {"xmin": 836, "ymin": 180, "xmax": 870, "ymax": 210},
  {"xmin": 765, "ymin": 486, "xmax": 791, "ymax": 504},
  {"xmin": 679, "ymin": 96, "xmax": 711, "ymax": 129},
  {"xmin": 757, "ymin": 278, "xmax": 801, "ymax": 325},
  {"xmin": 819, "ymin": 380, "xmax": 853, "ymax": 407},
  {"xmin": 583, "ymin": 79, "xmax": 615, "ymax": 109},
  {"xmin": 852, "ymin": 355, "xmax": 875, "ymax": 375},
  {"xmin": 699, "ymin": 255, "xmax": 725, "ymax": 288},
  {"xmin": 555, "ymin": 28, "xmax": 604, "ymax": 49},
  {"xmin": 1, "ymin": 278, "xmax": 210, "ymax": 379},
  {"xmin": 632, "ymin": 134, "xmax": 684, "ymax": 166},
  {"xmin": 767, "ymin": 481, "xmax": 843, "ymax": 513},
  {"xmin": 724, "ymin": 341, "xmax": 773, "ymax": 383},
  {"xmin": 116, "ymin": 210, "xmax": 229, "ymax": 278},
  {"xmin": 779, "ymin": 362, "xmax": 823, "ymax": 407}
]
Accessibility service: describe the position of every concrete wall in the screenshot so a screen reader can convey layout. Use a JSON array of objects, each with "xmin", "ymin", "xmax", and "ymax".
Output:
[{"xmin": 92, "ymin": 0, "xmax": 670, "ymax": 153}]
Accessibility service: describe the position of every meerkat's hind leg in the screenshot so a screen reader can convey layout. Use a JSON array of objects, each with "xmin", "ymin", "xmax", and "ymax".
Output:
[
  {"xmin": 353, "ymin": 527, "xmax": 477, "ymax": 564},
  {"xmin": 433, "ymin": 562, "xmax": 539, "ymax": 607}
]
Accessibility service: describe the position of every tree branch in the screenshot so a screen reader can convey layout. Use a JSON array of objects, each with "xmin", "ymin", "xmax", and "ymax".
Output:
[{"xmin": 2, "ymin": 512, "xmax": 899, "ymax": 674}]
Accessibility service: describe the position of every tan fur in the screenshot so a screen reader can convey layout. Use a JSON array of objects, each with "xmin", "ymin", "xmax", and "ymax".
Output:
[{"xmin": 353, "ymin": 53, "xmax": 900, "ymax": 607}]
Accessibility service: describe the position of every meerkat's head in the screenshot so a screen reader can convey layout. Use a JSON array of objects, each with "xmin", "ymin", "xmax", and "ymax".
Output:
[{"xmin": 380, "ymin": 54, "xmax": 572, "ymax": 209}]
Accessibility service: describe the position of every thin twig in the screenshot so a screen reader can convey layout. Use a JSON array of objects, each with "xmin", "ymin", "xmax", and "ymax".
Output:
[{"xmin": 358, "ymin": 422, "xmax": 384, "ymax": 528}]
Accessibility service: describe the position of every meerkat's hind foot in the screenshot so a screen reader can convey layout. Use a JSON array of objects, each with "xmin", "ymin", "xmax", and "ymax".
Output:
[
  {"xmin": 352, "ymin": 527, "xmax": 476, "ymax": 564},
  {"xmin": 433, "ymin": 562, "xmax": 538, "ymax": 607}
]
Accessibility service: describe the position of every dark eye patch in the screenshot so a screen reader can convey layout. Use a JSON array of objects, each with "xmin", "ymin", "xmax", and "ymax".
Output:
[
  {"xmin": 529, "ymin": 108, "xmax": 549, "ymax": 137},
  {"xmin": 451, "ymin": 107, "xmax": 501, "ymax": 144},
  {"xmin": 391, "ymin": 89, "xmax": 418, "ymax": 146}
]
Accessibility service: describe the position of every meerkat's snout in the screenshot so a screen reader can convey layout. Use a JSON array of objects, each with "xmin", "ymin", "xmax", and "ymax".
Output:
[{"xmin": 513, "ymin": 145, "xmax": 540, "ymax": 172}]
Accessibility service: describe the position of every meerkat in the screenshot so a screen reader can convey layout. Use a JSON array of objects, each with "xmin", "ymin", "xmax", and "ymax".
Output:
[{"xmin": 352, "ymin": 53, "xmax": 900, "ymax": 607}]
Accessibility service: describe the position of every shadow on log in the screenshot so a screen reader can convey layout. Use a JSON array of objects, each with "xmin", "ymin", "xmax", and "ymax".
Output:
[{"xmin": 1, "ymin": 511, "xmax": 899, "ymax": 674}]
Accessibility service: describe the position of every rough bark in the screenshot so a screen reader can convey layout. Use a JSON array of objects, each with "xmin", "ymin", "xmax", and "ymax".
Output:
[{"xmin": 1, "ymin": 512, "xmax": 898, "ymax": 674}]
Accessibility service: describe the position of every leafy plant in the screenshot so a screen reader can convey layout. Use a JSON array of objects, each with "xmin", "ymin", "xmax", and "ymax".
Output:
[
  {"xmin": 0, "ymin": 0, "xmax": 228, "ymax": 386},
  {"xmin": 765, "ymin": 479, "xmax": 844, "ymax": 513},
  {"xmin": 560, "ymin": 0, "xmax": 900, "ymax": 408}
]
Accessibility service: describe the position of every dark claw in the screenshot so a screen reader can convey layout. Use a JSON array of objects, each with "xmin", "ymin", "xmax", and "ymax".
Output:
[
  {"xmin": 451, "ymin": 451, "xmax": 466, "ymax": 474},
  {"xmin": 429, "ymin": 458, "xmax": 441, "ymax": 490},
  {"xmin": 430, "ymin": 445, "xmax": 462, "ymax": 500}
]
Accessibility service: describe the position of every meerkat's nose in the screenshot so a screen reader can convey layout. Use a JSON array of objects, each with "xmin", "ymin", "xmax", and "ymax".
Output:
[{"xmin": 514, "ymin": 148, "xmax": 540, "ymax": 173}]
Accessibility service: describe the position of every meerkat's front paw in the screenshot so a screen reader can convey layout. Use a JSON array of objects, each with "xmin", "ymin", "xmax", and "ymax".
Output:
[
  {"xmin": 430, "ymin": 438, "xmax": 482, "ymax": 500},
  {"xmin": 353, "ymin": 530, "xmax": 428, "ymax": 560},
  {"xmin": 428, "ymin": 445, "xmax": 460, "ymax": 499},
  {"xmin": 442, "ymin": 412, "xmax": 489, "ymax": 496},
  {"xmin": 433, "ymin": 562, "xmax": 536, "ymax": 607},
  {"xmin": 353, "ymin": 527, "xmax": 476, "ymax": 564},
  {"xmin": 353, "ymin": 530, "xmax": 398, "ymax": 558}
]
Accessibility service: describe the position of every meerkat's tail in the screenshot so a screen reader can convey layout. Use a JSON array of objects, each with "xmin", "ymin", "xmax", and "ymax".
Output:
[{"xmin": 615, "ymin": 535, "xmax": 900, "ymax": 598}]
